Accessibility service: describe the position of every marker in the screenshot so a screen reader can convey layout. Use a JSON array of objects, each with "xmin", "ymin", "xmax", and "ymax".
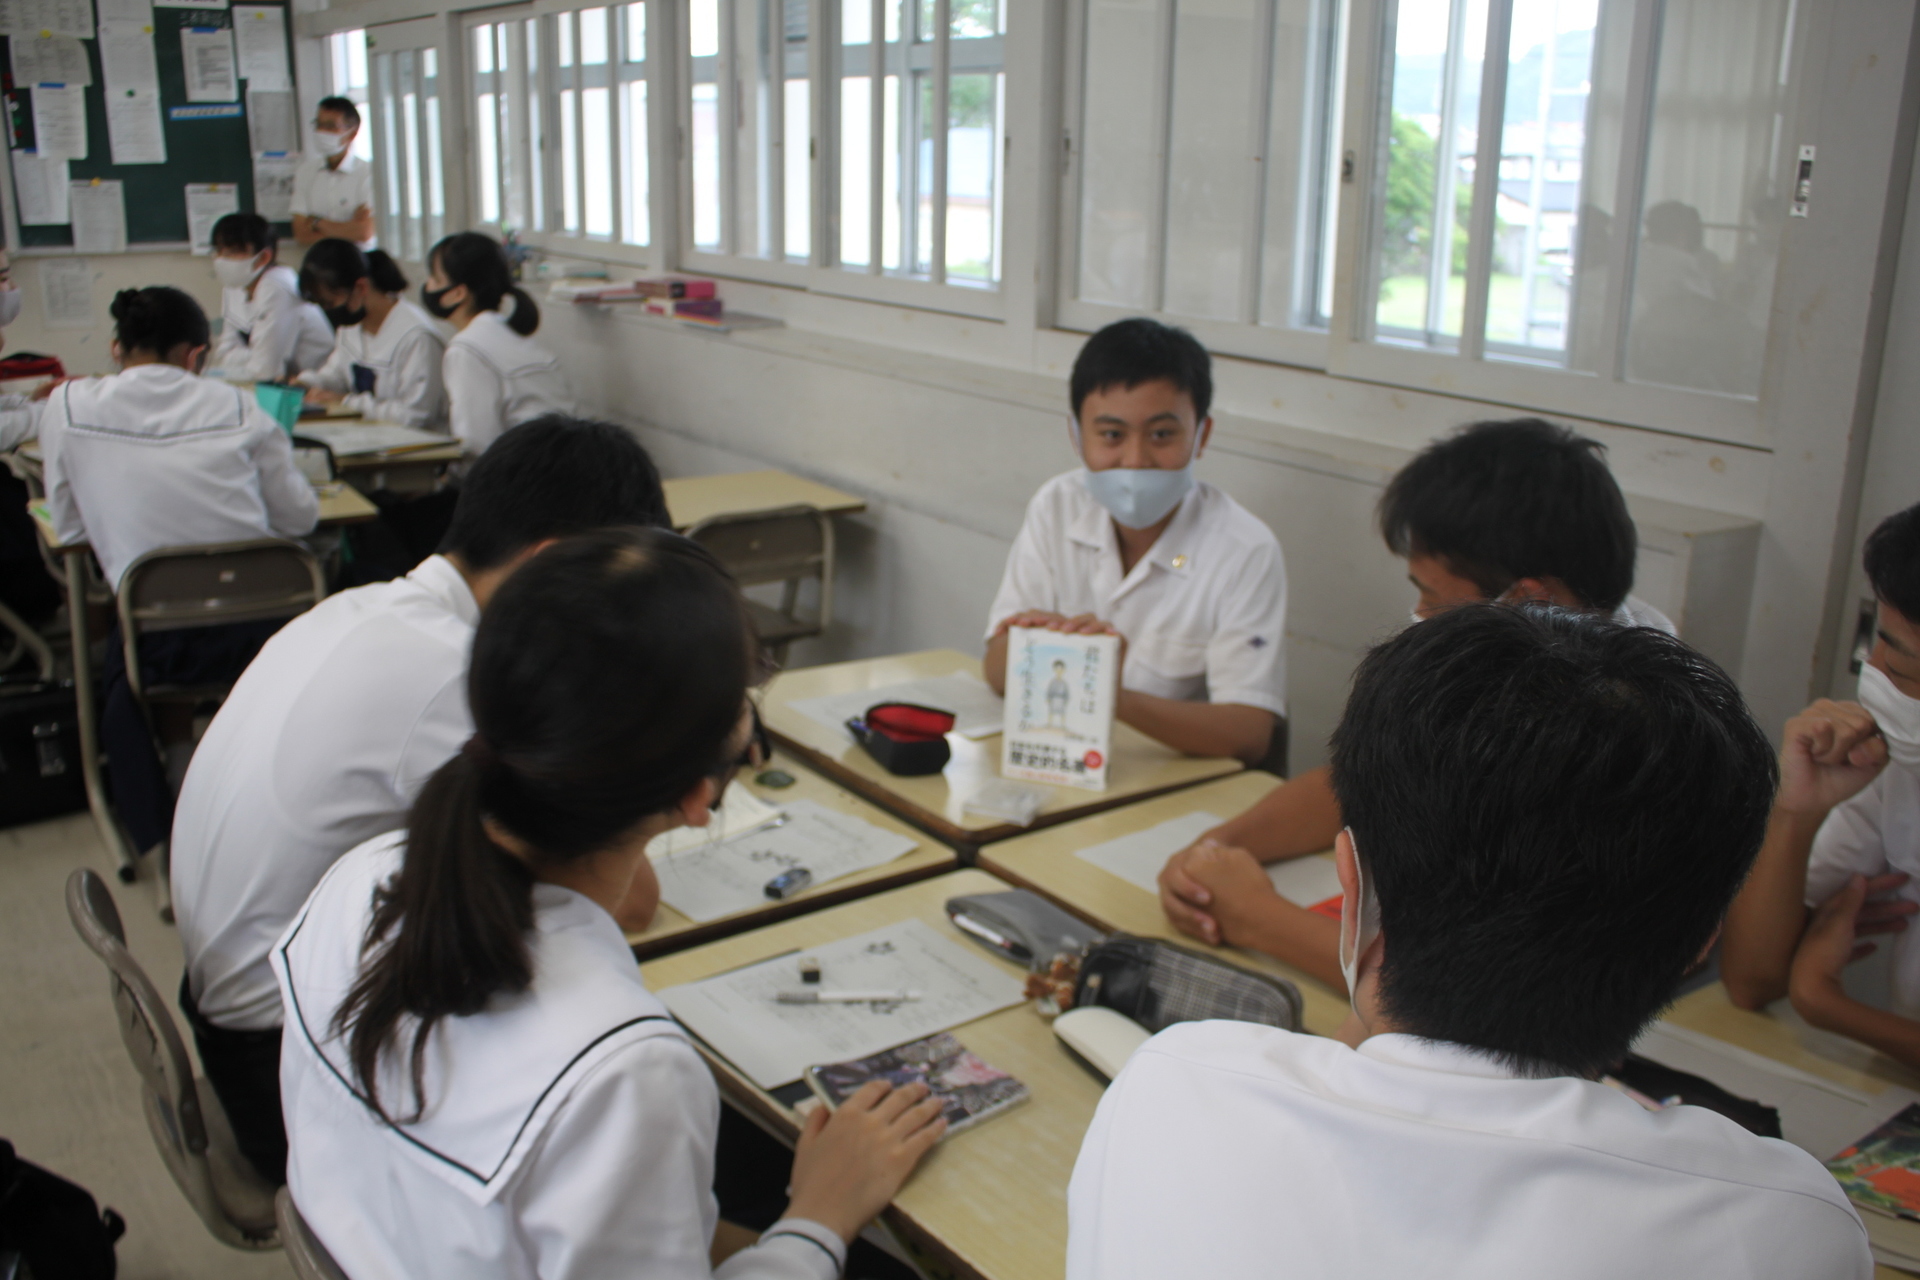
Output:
[
  {"xmin": 950, "ymin": 911, "xmax": 1034, "ymax": 963},
  {"xmin": 775, "ymin": 989, "xmax": 923, "ymax": 1004}
]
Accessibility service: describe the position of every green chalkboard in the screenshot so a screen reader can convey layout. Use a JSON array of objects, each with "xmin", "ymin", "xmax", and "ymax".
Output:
[{"xmin": 4, "ymin": 3, "xmax": 294, "ymax": 245}]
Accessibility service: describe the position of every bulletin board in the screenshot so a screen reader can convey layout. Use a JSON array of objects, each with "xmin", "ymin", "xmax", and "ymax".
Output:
[{"xmin": 1, "ymin": 1, "xmax": 295, "ymax": 246}]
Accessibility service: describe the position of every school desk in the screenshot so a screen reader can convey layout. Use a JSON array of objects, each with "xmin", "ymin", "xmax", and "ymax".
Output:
[
  {"xmin": 662, "ymin": 469, "xmax": 866, "ymax": 531},
  {"xmin": 758, "ymin": 649, "xmax": 1245, "ymax": 857},
  {"xmin": 332, "ymin": 441, "xmax": 466, "ymax": 497},
  {"xmin": 626, "ymin": 749, "xmax": 956, "ymax": 960},
  {"xmin": 974, "ymin": 770, "xmax": 1348, "ymax": 1038},
  {"xmin": 639, "ymin": 867, "xmax": 1105, "ymax": 1280}
]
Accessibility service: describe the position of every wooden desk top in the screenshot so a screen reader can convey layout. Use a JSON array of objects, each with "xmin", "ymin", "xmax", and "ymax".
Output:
[
  {"xmin": 30, "ymin": 482, "xmax": 375, "ymax": 551},
  {"xmin": 641, "ymin": 868, "xmax": 1103, "ymax": 1280},
  {"xmin": 760, "ymin": 649, "xmax": 1245, "ymax": 850},
  {"xmin": 332, "ymin": 442, "xmax": 465, "ymax": 469},
  {"xmin": 663, "ymin": 469, "xmax": 866, "ymax": 531},
  {"xmin": 625, "ymin": 750, "xmax": 957, "ymax": 960},
  {"xmin": 975, "ymin": 771, "xmax": 1348, "ymax": 1037}
]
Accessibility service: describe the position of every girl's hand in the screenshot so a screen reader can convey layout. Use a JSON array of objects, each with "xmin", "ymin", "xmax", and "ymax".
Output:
[{"xmin": 785, "ymin": 1080, "xmax": 947, "ymax": 1243}]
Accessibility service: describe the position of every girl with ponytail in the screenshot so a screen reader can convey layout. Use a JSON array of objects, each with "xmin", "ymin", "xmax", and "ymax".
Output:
[
  {"xmin": 295, "ymin": 239, "xmax": 449, "ymax": 430},
  {"xmin": 273, "ymin": 527, "xmax": 944, "ymax": 1279},
  {"xmin": 422, "ymin": 231, "xmax": 575, "ymax": 456}
]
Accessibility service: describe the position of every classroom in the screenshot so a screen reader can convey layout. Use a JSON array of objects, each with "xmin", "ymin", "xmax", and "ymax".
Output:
[{"xmin": 3, "ymin": 0, "xmax": 1920, "ymax": 1276}]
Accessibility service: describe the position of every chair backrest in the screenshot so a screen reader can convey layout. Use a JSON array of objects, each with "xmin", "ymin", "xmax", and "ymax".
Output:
[
  {"xmin": 277, "ymin": 1189, "xmax": 350, "ymax": 1280},
  {"xmin": 63, "ymin": 868, "xmax": 264, "ymax": 1249},
  {"xmin": 686, "ymin": 504, "xmax": 831, "ymax": 588}
]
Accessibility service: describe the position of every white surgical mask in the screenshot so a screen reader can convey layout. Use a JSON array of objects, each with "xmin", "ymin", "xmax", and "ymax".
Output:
[
  {"xmin": 213, "ymin": 254, "xmax": 263, "ymax": 289},
  {"xmin": 0, "ymin": 289, "xmax": 23, "ymax": 327},
  {"xmin": 315, "ymin": 129, "xmax": 351, "ymax": 157},
  {"xmin": 1859, "ymin": 662, "xmax": 1920, "ymax": 770},
  {"xmin": 1068, "ymin": 414, "xmax": 1203, "ymax": 531},
  {"xmin": 1337, "ymin": 828, "xmax": 1382, "ymax": 1008}
]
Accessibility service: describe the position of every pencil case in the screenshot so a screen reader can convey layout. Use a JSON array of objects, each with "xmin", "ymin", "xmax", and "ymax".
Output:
[
  {"xmin": 1072, "ymin": 934, "xmax": 1303, "ymax": 1034},
  {"xmin": 847, "ymin": 702, "xmax": 953, "ymax": 776},
  {"xmin": 946, "ymin": 889, "xmax": 1103, "ymax": 969}
]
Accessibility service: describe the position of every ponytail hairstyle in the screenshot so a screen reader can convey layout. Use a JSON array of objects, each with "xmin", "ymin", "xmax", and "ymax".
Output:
[
  {"xmin": 111, "ymin": 286, "xmax": 210, "ymax": 358},
  {"xmin": 299, "ymin": 239, "xmax": 409, "ymax": 304},
  {"xmin": 333, "ymin": 527, "xmax": 758, "ymax": 1119},
  {"xmin": 428, "ymin": 231, "xmax": 540, "ymax": 335}
]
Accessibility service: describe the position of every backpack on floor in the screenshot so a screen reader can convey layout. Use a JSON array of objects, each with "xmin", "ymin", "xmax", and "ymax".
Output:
[{"xmin": 0, "ymin": 1140, "xmax": 125, "ymax": 1280}]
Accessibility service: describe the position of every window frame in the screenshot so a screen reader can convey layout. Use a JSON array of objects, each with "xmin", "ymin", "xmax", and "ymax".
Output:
[{"xmin": 361, "ymin": 17, "xmax": 454, "ymax": 265}]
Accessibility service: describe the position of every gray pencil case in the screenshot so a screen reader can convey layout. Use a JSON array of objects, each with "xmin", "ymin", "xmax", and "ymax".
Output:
[{"xmin": 945, "ymin": 889, "xmax": 1103, "ymax": 970}]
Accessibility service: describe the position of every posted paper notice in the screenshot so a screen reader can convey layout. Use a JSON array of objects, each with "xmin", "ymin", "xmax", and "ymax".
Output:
[
  {"xmin": 251, "ymin": 151, "xmax": 296, "ymax": 220},
  {"xmin": 70, "ymin": 180, "xmax": 127, "ymax": 254},
  {"xmin": 9, "ymin": 149, "xmax": 69, "ymax": 223},
  {"xmin": 30, "ymin": 83, "xmax": 87, "ymax": 160},
  {"xmin": 245, "ymin": 87, "xmax": 295, "ymax": 153},
  {"xmin": 11, "ymin": 34, "xmax": 90, "ymax": 85},
  {"xmin": 96, "ymin": 0, "xmax": 151, "ymax": 22},
  {"xmin": 99, "ymin": 20, "xmax": 161, "ymax": 95},
  {"xmin": 106, "ymin": 90, "xmax": 166, "ymax": 164},
  {"xmin": 0, "ymin": 0, "xmax": 93, "ymax": 39},
  {"xmin": 180, "ymin": 25, "xmax": 237, "ymax": 101},
  {"xmin": 185, "ymin": 183, "xmax": 239, "ymax": 253},
  {"xmin": 40, "ymin": 257, "xmax": 91, "ymax": 329},
  {"xmin": 231, "ymin": 4, "xmax": 287, "ymax": 88}
]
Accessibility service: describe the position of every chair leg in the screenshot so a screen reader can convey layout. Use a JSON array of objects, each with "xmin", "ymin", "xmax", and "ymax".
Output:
[
  {"xmin": 156, "ymin": 840, "xmax": 173, "ymax": 924},
  {"xmin": 62, "ymin": 548, "xmax": 137, "ymax": 883},
  {"xmin": 0, "ymin": 598, "xmax": 55, "ymax": 681}
]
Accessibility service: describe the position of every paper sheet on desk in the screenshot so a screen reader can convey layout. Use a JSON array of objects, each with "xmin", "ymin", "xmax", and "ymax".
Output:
[
  {"xmin": 647, "ymin": 780, "xmax": 782, "ymax": 860},
  {"xmin": 1075, "ymin": 812, "xmax": 1345, "ymax": 909},
  {"xmin": 660, "ymin": 918, "xmax": 1024, "ymax": 1088},
  {"xmin": 789, "ymin": 673, "xmax": 1004, "ymax": 741},
  {"xmin": 652, "ymin": 798, "xmax": 917, "ymax": 923},
  {"xmin": 295, "ymin": 422, "xmax": 452, "ymax": 456}
]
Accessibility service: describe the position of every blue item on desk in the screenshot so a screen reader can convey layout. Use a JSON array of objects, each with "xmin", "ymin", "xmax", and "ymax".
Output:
[
  {"xmin": 351, "ymin": 363, "xmax": 378, "ymax": 394},
  {"xmin": 764, "ymin": 867, "xmax": 813, "ymax": 900}
]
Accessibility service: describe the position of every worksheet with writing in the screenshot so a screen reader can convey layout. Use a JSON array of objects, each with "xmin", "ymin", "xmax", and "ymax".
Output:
[
  {"xmin": 652, "ymin": 798, "xmax": 916, "ymax": 923},
  {"xmin": 659, "ymin": 918, "xmax": 1025, "ymax": 1088},
  {"xmin": 1075, "ymin": 810, "xmax": 1343, "ymax": 909},
  {"xmin": 789, "ymin": 672, "xmax": 1005, "ymax": 741}
]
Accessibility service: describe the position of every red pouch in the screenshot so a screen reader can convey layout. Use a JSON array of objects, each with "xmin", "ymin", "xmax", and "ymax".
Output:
[
  {"xmin": 0, "ymin": 353, "xmax": 64, "ymax": 382},
  {"xmin": 847, "ymin": 702, "xmax": 955, "ymax": 776}
]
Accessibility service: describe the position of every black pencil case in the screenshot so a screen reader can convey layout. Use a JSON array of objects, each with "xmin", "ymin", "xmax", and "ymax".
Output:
[{"xmin": 847, "ymin": 702, "xmax": 954, "ymax": 776}]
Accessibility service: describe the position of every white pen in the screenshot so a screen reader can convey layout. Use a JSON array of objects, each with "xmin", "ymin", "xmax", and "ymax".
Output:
[{"xmin": 774, "ymin": 989, "xmax": 924, "ymax": 1004}]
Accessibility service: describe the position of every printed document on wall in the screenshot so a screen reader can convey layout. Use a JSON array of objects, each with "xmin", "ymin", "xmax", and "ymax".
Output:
[
  {"xmin": 99, "ymin": 21, "xmax": 161, "ymax": 95},
  {"xmin": 40, "ymin": 257, "xmax": 91, "ymax": 329},
  {"xmin": 180, "ymin": 26, "xmax": 236, "ymax": 101},
  {"xmin": 96, "ymin": 0, "xmax": 151, "ymax": 22},
  {"xmin": 251, "ymin": 151, "xmax": 296, "ymax": 220},
  {"xmin": 245, "ymin": 87, "xmax": 295, "ymax": 154},
  {"xmin": 11, "ymin": 35, "xmax": 89, "ymax": 86},
  {"xmin": 70, "ymin": 180, "xmax": 127, "ymax": 254},
  {"xmin": 0, "ymin": 0, "xmax": 93, "ymax": 39},
  {"xmin": 30, "ymin": 84, "xmax": 86, "ymax": 160},
  {"xmin": 9, "ymin": 149, "xmax": 68, "ymax": 223},
  {"xmin": 230, "ymin": 5, "xmax": 287, "ymax": 88},
  {"xmin": 185, "ymin": 183, "xmax": 239, "ymax": 254},
  {"xmin": 106, "ymin": 90, "xmax": 166, "ymax": 164}
]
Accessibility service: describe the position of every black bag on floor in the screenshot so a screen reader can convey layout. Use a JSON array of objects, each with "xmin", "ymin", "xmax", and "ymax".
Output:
[
  {"xmin": 0, "ymin": 679, "xmax": 87, "ymax": 828},
  {"xmin": 0, "ymin": 1140, "xmax": 124, "ymax": 1280}
]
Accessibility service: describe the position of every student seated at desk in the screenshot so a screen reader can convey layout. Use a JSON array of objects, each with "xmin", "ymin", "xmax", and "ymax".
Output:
[
  {"xmin": 1722, "ymin": 501, "xmax": 1920, "ymax": 1065},
  {"xmin": 1156, "ymin": 417, "xmax": 1673, "ymax": 990},
  {"xmin": 983, "ymin": 318, "xmax": 1287, "ymax": 766},
  {"xmin": 171, "ymin": 416, "xmax": 669, "ymax": 1186},
  {"xmin": 276, "ymin": 527, "xmax": 945, "ymax": 1279},
  {"xmin": 1067, "ymin": 603, "xmax": 1869, "ymax": 1280},
  {"xmin": 208, "ymin": 213, "xmax": 334, "ymax": 383},
  {"xmin": 43, "ymin": 286, "xmax": 318, "ymax": 862},
  {"xmin": 422, "ymin": 231, "xmax": 573, "ymax": 457},
  {"xmin": 293, "ymin": 239, "xmax": 448, "ymax": 431},
  {"xmin": 0, "ymin": 249, "xmax": 60, "ymax": 451}
]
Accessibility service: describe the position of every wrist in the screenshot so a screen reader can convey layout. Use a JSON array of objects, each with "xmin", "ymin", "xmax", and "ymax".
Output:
[
  {"xmin": 782, "ymin": 1196, "xmax": 862, "ymax": 1247},
  {"xmin": 1771, "ymin": 801, "xmax": 1834, "ymax": 828}
]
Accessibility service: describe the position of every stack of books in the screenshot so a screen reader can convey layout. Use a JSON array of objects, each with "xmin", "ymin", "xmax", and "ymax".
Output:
[{"xmin": 552, "ymin": 275, "xmax": 724, "ymax": 325}]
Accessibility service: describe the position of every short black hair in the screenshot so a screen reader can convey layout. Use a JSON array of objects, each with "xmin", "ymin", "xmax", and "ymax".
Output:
[
  {"xmin": 1328, "ymin": 603, "xmax": 1776, "ymax": 1078},
  {"xmin": 439, "ymin": 416, "xmax": 670, "ymax": 570},
  {"xmin": 299, "ymin": 239, "xmax": 408, "ymax": 301},
  {"xmin": 1380, "ymin": 418, "xmax": 1638, "ymax": 612},
  {"xmin": 1865, "ymin": 502, "xmax": 1920, "ymax": 623},
  {"xmin": 110, "ymin": 286, "xmax": 210, "ymax": 356},
  {"xmin": 317, "ymin": 96, "xmax": 361, "ymax": 129},
  {"xmin": 211, "ymin": 211, "xmax": 274, "ymax": 256},
  {"xmin": 1069, "ymin": 318, "xmax": 1213, "ymax": 422}
]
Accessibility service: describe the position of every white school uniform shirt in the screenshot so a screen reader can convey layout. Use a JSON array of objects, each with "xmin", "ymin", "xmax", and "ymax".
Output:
[
  {"xmin": 41, "ymin": 364, "xmax": 319, "ymax": 590},
  {"xmin": 1805, "ymin": 764, "xmax": 1920, "ymax": 1014},
  {"xmin": 1615, "ymin": 594, "xmax": 1677, "ymax": 634},
  {"xmin": 275, "ymin": 835, "xmax": 847, "ymax": 1280},
  {"xmin": 289, "ymin": 151, "xmax": 377, "ymax": 249},
  {"xmin": 443, "ymin": 308, "xmax": 574, "ymax": 456},
  {"xmin": 212, "ymin": 265, "xmax": 335, "ymax": 382},
  {"xmin": 986, "ymin": 470, "xmax": 1288, "ymax": 715},
  {"xmin": 1067, "ymin": 1021, "xmax": 1870, "ymax": 1280},
  {"xmin": 0, "ymin": 394, "xmax": 41, "ymax": 450},
  {"xmin": 172, "ymin": 554, "xmax": 478, "ymax": 1030},
  {"xmin": 295, "ymin": 300, "xmax": 449, "ymax": 431}
]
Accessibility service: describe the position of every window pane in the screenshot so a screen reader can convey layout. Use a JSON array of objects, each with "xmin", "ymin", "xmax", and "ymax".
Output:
[
  {"xmin": 689, "ymin": 0, "xmax": 720, "ymax": 248},
  {"xmin": 559, "ymin": 11, "xmax": 574, "ymax": 66},
  {"xmin": 689, "ymin": 0, "xmax": 719, "ymax": 56},
  {"xmin": 1259, "ymin": 0, "xmax": 1341, "ymax": 330},
  {"xmin": 624, "ymin": 80, "xmax": 650, "ymax": 244},
  {"xmin": 584, "ymin": 85, "xmax": 613, "ymax": 235},
  {"xmin": 945, "ymin": 71, "xmax": 997, "ymax": 281},
  {"xmin": 1374, "ymin": 0, "xmax": 1488, "ymax": 345},
  {"xmin": 561, "ymin": 87, "xmax": 580, "ymax": 231},
  {"xmin": 1162, "ymin": 0, "xmax": 1260, "ymax": 318},
  {"xmin": 784, "ymin": 76, "xmax": 810, "ymax": 258},
  {"xmin": 914, "ymin": 72, "xmax": 933, "ymax": 274},
  {"xmin": 581, "ymin": 7, "xmax": 608, "ymax": 63},
  {"xmin": 627, "ymin": 1, "xmax": 647, "ymax": 62},
  {"xmin": 841, "ymin": 76, "xmax": 870, "ymax": 264},
  {"xmin": 883, "ymin": 72, "xmax": 901, "ymax": 268},
  {"xmin": 1623, "ymin": 0, "xmax": 1792, "ymax": 398},
  {"xmin": 1078, "ymin": 0, "xmax": 1164, "ymax": 307}
]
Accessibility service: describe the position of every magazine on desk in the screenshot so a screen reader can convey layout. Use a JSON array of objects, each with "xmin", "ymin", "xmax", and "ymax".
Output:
[
  {"xmin": 805, "ymin": 1032, "xmax": 1029, "ymax": 1136},
  {"xmin": 1001, "ymin": 627, "xmax": 1118, "ymax": 792}
]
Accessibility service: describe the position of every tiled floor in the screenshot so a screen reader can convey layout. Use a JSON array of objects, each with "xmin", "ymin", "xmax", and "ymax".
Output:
[{"xmin": 0, "ymin": 810, "xmax": 291, "ymax": 1279}]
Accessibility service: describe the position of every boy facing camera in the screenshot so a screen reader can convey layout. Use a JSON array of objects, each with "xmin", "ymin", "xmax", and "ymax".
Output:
[
  {"xmin": 1068, "ymin": 605, "xmax": 1869, "ymax": 1279},
  {"xmin": 984, "ymin": 319, "xmax": 1287, "ymax": 766}
]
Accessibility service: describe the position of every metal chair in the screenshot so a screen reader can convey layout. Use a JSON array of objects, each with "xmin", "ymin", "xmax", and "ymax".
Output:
[
  {"xmin": 64, "ymin": 868, "xmax": 281, "ymax": 1250},
  {"xmin": 276, "ymin": 1188, "xmax": 350, "ymax": 1280},
  {"xmin": 686, "ymin": 504, "xmax": 834, "ymax": 668}
]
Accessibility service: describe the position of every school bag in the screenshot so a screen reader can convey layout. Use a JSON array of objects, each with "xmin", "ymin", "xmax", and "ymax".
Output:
[{"xmin": 0, "ymin": 1140, "xmax": 125, "ymax": 1280}]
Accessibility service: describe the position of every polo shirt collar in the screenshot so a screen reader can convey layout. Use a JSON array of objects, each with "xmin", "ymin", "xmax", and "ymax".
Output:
[
  {"xmin": 324, "ymin": 151, "xmax": 365, "ymax": 175},
  {"xmin": 408, "ymin": 553, "xmax": 481, "ymax": 629},
  {"xmin": 1357, "ymin": 1033, "xmax": 1525, "ymax": 1081}
]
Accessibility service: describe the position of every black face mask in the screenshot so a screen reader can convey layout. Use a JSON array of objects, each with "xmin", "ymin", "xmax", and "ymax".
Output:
[
  {"xmin": 420, "ymin": 283, "xmax": 457, "ymax": 319},
  {"xmin": 324, "ymin": 303, "xmax": 367, "ymax": 327}
]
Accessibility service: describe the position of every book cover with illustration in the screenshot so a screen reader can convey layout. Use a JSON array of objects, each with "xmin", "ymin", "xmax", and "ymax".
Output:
[
  {"xmin": 1829, "ymin": 1102, "xmax": 1920, "ymax": 1221},
  {"xmin": 1001, "ymin": 626, "xmax": 1118, "ymax": 791},
  {"xmin": 805, "ymin": 1032, "xmax": 1029, "ymax": 1135}
]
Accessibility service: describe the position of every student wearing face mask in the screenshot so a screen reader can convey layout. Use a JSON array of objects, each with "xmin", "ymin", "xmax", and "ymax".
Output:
[
  {"xmin": 1722, "ymin": 502, "xmax": 1920, "ymax": 1066},
  {"xmin": 423, "ymin": 231, "xmax": 574, "ymax": 457},
  {"xmin": 208, "ymin": 213, "xmax": 334, "ymax": 383},
  {"xmin": 1154, "ymin": 417, "xmax": 1674, "ymax": 990},
  {"xmin": 983, "ymin": 318, "xmax": 1288, "ymax": 767},
  {"xmin": 294, "ymin": 239, "xmax": 447, "ymax": 431},
  {"xmin": 290, "ymin": 97, "xmax": 375, "ymax": 250}
]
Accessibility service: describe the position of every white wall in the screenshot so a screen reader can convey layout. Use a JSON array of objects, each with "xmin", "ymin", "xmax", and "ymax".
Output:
[{"xmin": 4, "ymin": 251, "xmax": 224, "ymax": 375}]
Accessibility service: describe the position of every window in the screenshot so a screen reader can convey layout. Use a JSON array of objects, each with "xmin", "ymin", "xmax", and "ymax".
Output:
[
  {"xmin": 679, "ymin": 0, "xmax": 1008, "ymax": 312},
  {"xmin": 368, "ymin": 38, "xmax": 447, "ymax": 262},
  {"xmin": 326, "ymin": 31, "xmax": 375, "ymax": 163},
  {"xmin": 469, "ymin": 3, "xmax": 654, "ymax": 256},
  {"xmin": 1336, "ymin": 0, "xmax": 1801, "ymax": 440},
  {"xmin": 1058, "ymin": 0, "xmax": 1345, "ymax": 364}
]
